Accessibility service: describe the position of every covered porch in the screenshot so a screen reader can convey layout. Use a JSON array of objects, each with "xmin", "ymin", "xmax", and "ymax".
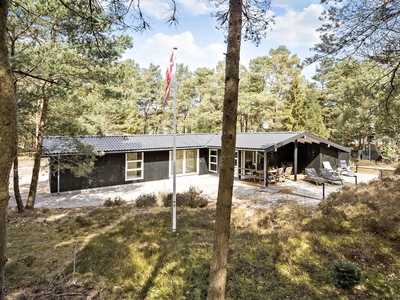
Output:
[{"xmin": 228, "ymin": 132, "xmax": 351, "ymax": 187}]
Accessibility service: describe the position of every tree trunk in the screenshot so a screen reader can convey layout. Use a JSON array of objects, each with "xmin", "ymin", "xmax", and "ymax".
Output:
[
  {"xmin": 13, "ymin": 157, "xmax": 24, "ymax": 213},
  {"xmin": 0, "ymin": 0, "xmax": 18, "ymax": 297},
  {"xmin": 207, "ymin": 1, "xmax": 242, "ymax": 299},
  {"xmin": 25, "ymin": 86, "xmax": 49, "ymax": 210}
]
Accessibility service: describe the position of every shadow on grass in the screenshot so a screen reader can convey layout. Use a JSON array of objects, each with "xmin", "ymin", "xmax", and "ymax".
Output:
[
  {"xmin": 58, "ymin": 178, "xmax": 400, "ymax": 299},
  {"xmin": 62, "ymin": 207, "xmax": 337, "ymax": 299}
]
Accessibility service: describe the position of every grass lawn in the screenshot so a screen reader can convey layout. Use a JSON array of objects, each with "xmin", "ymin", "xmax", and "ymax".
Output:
[{"xmin": 5, "ymin": 177, "xmax": 400, "ymax": 299}]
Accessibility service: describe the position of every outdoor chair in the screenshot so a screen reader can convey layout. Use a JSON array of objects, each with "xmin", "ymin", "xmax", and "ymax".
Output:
[
  {"xmin": 244, "ymin": 164, "xmax": 257, "ymax": 181},
  {"xmin": 269, "ymin": 167, "xmax": 285, "ymax": 184},
  {"xmin": 304, "ymin": 168, "xmax": 328, "ymax": 185},
  {"xmin": 322, "ymin": 161, "xmax": 340, "ymax": 176},
  {"xmin": 283, "ymin": 166, "xmax": 293, "ymax": 181},
  {"xmin": 319, "ymin": 168, "xmax": 343, "ymax": 185},
  {"xmin": 339, "ymin": 160, "xmax": 357, "ymax": 176}
]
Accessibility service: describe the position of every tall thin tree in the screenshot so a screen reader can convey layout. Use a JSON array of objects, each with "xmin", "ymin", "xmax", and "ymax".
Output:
[
  {"xmin": 208, "ymin": 1, "xmax": 273, "ymax": 298},
  {"xmin": 0, "ymin": 1, "xmax": 18, "ymax": 297}
]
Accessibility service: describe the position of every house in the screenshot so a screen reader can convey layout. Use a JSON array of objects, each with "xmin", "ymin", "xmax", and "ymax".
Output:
[{"xmin": 42, "ymin": 132, "xmax": 351, "ymax": 193}]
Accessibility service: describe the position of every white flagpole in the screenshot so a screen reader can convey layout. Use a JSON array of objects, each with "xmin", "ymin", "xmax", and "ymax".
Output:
[{"xmin": 172, "ymin": 47, "xmax": 177, "ymax": 233}]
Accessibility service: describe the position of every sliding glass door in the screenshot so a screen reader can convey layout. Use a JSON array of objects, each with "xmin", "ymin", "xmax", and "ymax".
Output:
[{"xmin": 170, "ymin": 149, "xmax": 198, "ymax": 176}]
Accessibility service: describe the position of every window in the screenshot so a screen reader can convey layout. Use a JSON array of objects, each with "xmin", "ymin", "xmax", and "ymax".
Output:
[
  {"xmin": 170, "ymin": 149, "xmax": 198, "ymax": 176},
  {"xmin": 209, "ymin": 149, "xmax": 218, "ymax": 173},
  {"xmin": 126, "ymin": 152, "xmax": 143, "ymax": 180}
]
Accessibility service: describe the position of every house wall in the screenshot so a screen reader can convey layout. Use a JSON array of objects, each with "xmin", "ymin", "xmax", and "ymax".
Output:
[
  {"xmin": 49, "ymin": 149, "xmax": 210, "ymax": 193},
  {"xmin": 49, "ymin": 153, "xmax": 127, "ymax": 193},
  {"xmin": 307, "ymin": 144, "xmax": 350, "ymax": 173},
  {"xmin": 144, "ymin": 151, "xmax": 170, "ymax": 181},
  {"xmin": 264, "ymin": 142, "xmax": 350, "ymax": 176}
]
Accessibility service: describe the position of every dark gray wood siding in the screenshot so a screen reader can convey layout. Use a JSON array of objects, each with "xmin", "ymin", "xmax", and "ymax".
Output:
[
  {"xmin": 143, "ymin": 151, "xmax": 170, "ymax": 181},
  {"xmin": 49, "ymin": 153, "xmax": 127, "ymax": 193},
  {"xmin": 50, "ymin": 148, "xmax": 210, "ymax": 193}
]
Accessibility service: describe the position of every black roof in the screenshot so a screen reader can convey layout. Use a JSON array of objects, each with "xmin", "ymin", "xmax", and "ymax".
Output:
[{"xmin": 42, "ymin": 132, "xmax": 351, "ymax": 156}]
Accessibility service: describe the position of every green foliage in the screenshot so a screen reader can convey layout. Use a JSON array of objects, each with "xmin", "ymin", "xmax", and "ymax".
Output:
[
  {"xmin": 331, "ymin": 260, "xmax": 361, "ymax": 289},
  {"xmin": 132, "ymin": 63, "xmax": 164, "ymax": 134},
  {"xmin": 188, "ymin": 64, "xmax": 224, "ymax": 133},
  {"xmin": 50, "ymin": 139, "xmax": 104, "ymax": 177},
  {"xmin": 379, "ymin": 143, "xmax": 399, "ymax": 163},
  {"xmin": 282, "ymin": 76, "xmax": 306, "ymax": 132},
  {"xmin": 9, "ymin": 0, "xmax": 133, "ymax": 150}
]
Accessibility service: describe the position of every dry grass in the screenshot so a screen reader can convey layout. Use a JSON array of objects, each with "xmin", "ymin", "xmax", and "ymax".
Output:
[{"xmin": 5, "ymin": 178, "xmax": 400, "ymax": 299}]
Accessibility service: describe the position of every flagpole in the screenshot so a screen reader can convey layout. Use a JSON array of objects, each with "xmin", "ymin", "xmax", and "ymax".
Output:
[{"xmin": 172, "ymin": 47, "xmax": 177, "ymax": 233}]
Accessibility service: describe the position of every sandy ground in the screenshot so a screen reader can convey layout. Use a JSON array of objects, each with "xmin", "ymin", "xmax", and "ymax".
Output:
[{"xmin": 8, "ymin": 159, "xmax": 379, "ymax": 209}]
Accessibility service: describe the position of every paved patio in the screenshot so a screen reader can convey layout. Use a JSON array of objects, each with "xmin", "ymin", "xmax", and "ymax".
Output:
[{"xmin": 8, "ymin": 163, "xmax": 379, "ymax": 209}]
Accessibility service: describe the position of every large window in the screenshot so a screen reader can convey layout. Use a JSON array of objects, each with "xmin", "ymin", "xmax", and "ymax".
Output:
[
  {"xmin": 170, "ymin": 149, "xmax": 198, "ymax": 176},
  {"xmin": 126, "ymin": 152, "xmax": 143, "ymax": 180}
]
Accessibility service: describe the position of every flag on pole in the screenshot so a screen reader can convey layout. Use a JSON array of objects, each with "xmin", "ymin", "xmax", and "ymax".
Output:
[{"xmin": 164, "ymin": 51, "xmax": 175, "ymax": 104}]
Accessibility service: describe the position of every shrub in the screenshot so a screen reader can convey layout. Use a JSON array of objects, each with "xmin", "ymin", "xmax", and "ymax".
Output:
[
  {"xmin": 161, "ymin": 186, "xmax": 208, "ymax": 208},
  {"xmin": 103, "ymin": 197, "xmax": 127, "ymax": 207},
  {"xmin": 331, "ymin": 260, "xmax": 361, "ymax": 289},
  {"xmin": 135, "ymin": 193, "xmax": 157, "ymax": 208},
  {"xmin": 74, "ymin": 215, "xmax": 92, "ymax": 228},
  {"xmin": 395, "ymin": 164, "xmax": 400, "ymax": 175}
]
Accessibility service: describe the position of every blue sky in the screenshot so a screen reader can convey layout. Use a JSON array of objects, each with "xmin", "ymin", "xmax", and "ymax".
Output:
[{"xmin": 121, "ymin": 0, "xmax": 326, "ymax": 80}]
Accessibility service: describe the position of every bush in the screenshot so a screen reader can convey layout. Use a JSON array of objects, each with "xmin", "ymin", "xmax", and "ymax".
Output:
[
  {"xmin": 161, "ymin": 186, "xmax": 208, "ymax": 208},
  {"xmin": 74, "ymin": 215, "xmax": 92, "ymax": 228},
  {"xmin": 395, "ymin": 164, "xmax": 400, "ymax": 175},
  {"xmin": 331, "ymin": 260, "xmax": 361, "ymax": 289},
  {"xmin": 135, "ymin": 193, "xmax": 157, "ymax": 208},
  {"xmin": 103, "ymin": 197, "xmax": 127, "ymax": 207}
]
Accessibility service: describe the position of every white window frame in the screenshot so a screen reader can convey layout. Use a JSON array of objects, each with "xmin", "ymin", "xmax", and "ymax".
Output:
[
  {"xmin": 125, "ymin": 152, "xmax": 144, "ymax": 180},
  {"xmin": 234, "ymin": 151, "xmax": 238, "ymax": 177},
  {"xmin": 169, "ymin": 149, "xmax": 199, "ymax": 176},
  {"xmin": 209, "ymin": 149, "xmax": 218, "ymax": 173}
]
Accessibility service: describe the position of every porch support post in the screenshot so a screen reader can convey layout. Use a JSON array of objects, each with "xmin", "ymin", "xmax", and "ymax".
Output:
[
  {"xmin": 294, "ymin": 140, "xmax": 298, "ymax": 181},
  {"xmin": 57, "ymin": 155, "xmax": 60, "ymax": 194},
  {"xmin": 264, "ymin": 150, "xmax": 267, "ymax": 187}
]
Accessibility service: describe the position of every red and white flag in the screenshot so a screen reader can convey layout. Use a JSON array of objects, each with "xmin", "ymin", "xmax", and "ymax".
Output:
[{"xmin": 164, "ymin": 50, "xmax": 175, "ymax": 104}]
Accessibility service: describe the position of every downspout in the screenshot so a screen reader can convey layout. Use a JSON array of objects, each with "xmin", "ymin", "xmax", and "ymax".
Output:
[
  {"xmin": 57, "ymin": 155, "xmax": 60, "ymax": 194},
  {"xmin": 294, "ymin": 140, "xmax": 298, "ymax": 181},
  {"xmin": 263, "ymin": 149, "xmax": 267, "ymax": 187}
]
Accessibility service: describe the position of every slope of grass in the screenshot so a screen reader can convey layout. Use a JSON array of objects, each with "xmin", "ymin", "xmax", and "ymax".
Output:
[{"xmin": 5, "ymin": 178, "xmax": 400, "ymax": 299}]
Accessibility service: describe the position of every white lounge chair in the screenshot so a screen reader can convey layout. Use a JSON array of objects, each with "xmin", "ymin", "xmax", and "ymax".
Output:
[
  {"xmin": 322, "ymin": 161, "xmax": 340, "ymax": 176},
  {"xmin": 319, "ymin": 168, "xmax": 343, "ymax": 185}
]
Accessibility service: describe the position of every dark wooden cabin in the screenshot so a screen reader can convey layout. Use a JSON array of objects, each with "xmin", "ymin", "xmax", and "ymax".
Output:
[{"xmin": 43, "ymin": 132, "xmax": 351, "ymax": 193}]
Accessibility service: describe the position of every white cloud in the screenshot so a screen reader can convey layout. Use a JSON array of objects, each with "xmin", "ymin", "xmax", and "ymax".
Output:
[
  {"xmin": 137, "ymin": 0, "xmax": 171, "ymax": 20},
  {"xmin": 269, "ymin": 4, "xmax": 324, "ymax": 47},
  {"xmin": 176, "ymin": 0, "xmax": 215, "ymax": 16},
  {"xmin": 122, "ymin": 2, "xmax": 324, "ymax": 80},
  {"xmin": 124, "ymin": 31, "xmax": 225, "ymax": 71},
  {"xmin": 139, "ymin": 0, "xmax": 215, "ymax": 20}
]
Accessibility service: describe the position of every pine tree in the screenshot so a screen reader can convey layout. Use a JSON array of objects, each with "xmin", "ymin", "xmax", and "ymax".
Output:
[{"xmin": 282, "ymin": 76, "xmax": 306, "ymax": 132}]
